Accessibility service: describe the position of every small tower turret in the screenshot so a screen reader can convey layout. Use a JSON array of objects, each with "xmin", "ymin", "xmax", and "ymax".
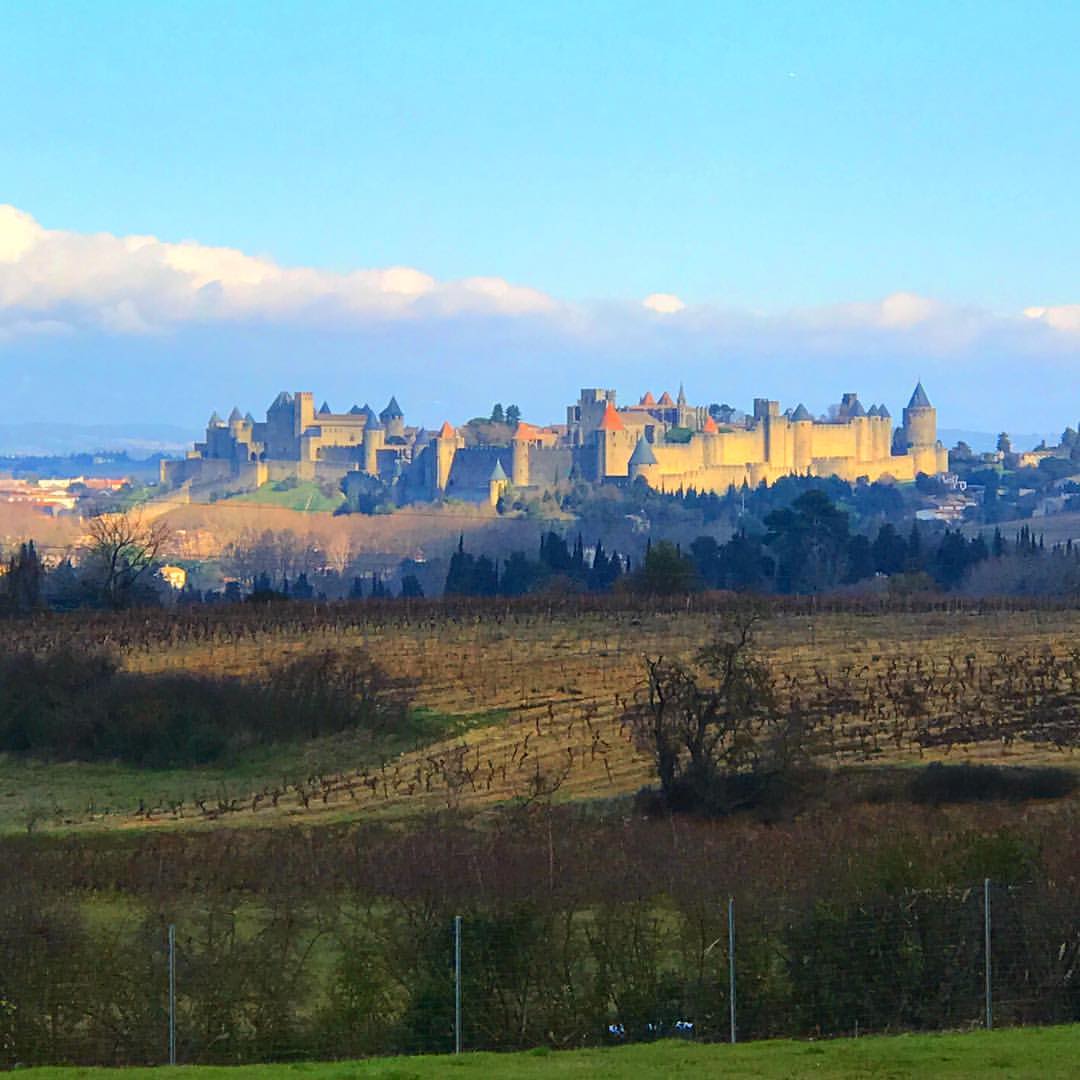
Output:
[
  {"xmin": 488, "ymin": 458, "xmax": 509, "ymax": 507},
  {"xmin": 434, "ymin": 421, "xmax": 457, "ymax": 494},
  {"xmin": 627, "ymin": 433, "xmax": 658, "ymax": 482},
  {"xmin": 790, "ymin": 403, "xmax": 813, "ymax": 473},
  {"xmin": 380, "ymin": 396, "xmax": 405, "ymax": 439}
]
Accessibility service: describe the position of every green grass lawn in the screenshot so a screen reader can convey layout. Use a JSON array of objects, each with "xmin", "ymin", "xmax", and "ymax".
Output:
[
  {"xmin": 20, "ymin": 1026, "xmax": 1080, "ymax": 1079},
  {"xmin": 226, "ymin": 481, "xmax": 344, "ymax": 512}
]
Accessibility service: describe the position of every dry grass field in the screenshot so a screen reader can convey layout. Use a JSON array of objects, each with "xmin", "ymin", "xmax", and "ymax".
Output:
[
  {"xmin": 0, "ymin": 497, "xmax": 547, "ymax": 567},
  {"xmin": 147, "ymin": 499, "xmax": 546, "ymax": 563},
  {"xmin": 79, "ymin": 603, "xmax": 1078, "ymax": 831}
]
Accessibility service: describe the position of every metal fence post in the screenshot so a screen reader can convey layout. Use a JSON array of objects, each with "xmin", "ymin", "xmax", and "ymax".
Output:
[
  {"xmin": 984, "ymin": 879, "xmax": 992, "ymax": 1030},
  {"xmin": 167, "ymin": 923, "xmax": 176, "ymax": 1066},
  {"xmin": 728, "ymin": 896, "xmax": 736, "ymax": 1044},
  {"xmin": 454, "ymin": 915, "xmax": 463, "ymax": 1054}
]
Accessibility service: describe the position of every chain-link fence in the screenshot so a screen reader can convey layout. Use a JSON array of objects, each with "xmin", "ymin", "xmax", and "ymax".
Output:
[{"xmin": 1, "ymin": 878, "xmax": 1077, "ymax": 1067}]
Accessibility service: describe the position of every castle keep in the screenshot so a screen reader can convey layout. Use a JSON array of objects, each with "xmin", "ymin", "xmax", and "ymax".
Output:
[{"xmin": 163, "ymin": 382, "xmax": 948, "ymax": 503}]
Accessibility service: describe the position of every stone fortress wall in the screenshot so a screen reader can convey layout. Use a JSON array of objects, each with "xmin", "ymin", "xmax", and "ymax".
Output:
[{"xmin": 163, "ymin": 381, "xmax": 949, "ymax": 504}]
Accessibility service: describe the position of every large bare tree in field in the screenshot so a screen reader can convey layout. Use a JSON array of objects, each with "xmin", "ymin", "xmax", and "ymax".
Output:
[
  {"xmin": 625, "ymin": 607, "xmax": 821, "ymax": 816},
  {"xmin": 84, "ymin": 509, "xmax": 171, "ymax": 608}
]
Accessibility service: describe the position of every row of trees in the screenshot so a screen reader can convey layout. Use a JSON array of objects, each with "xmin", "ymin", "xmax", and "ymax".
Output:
[
  {"xmin": 683, "ymin": 491, "xmax": 990, "ymax": 593},
  {"xmin": 2, "ymin": 513, "xmax": 169, "ymax": 615},
  {"xmin": 444, "ymin": 531, "xmax": 625, "ymax": 596},
  {"xmin": 454, "ymin": 492, "xmax": 1059, "ymax": 598}
]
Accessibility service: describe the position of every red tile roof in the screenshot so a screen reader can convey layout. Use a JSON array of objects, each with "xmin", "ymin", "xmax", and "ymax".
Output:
[{"xmin": 597, "ymin": 401, "xmax": 624, "ymax": 432}]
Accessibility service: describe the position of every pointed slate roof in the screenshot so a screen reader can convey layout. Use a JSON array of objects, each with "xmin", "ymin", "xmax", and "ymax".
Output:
[
  {"xmin": 318, "ymin": 401, "xmax": 332, "ymax": 415},
  {"xmin": 208, "ymin": 410, "xmax": 224, "ymax": 426},
  {"xmin": 490, "ymin": 459, "xmax": 508, "ymax": 482},
  {"xmin": 790, "ymin": 403, "xmax": 813, "ymax": 422},
  {"xmin": 362, "ymin": 404, "xmax": 382, "ymax": 430},
  {"xmin": 438, "ymin": 421, "xmax": 455, "ymax": 439},
  {"xmin": 598, "ymin": 401, "xmax": 625, "ymax": 432},
  {"xmin": 848, "ymin": 397, "xmax": 867, "ymax": 418},
  {"xmin": 628, "ymin": 435, "xmax": 658, "ymax": 467},
  {"xmin": 867, "ymin": 404, "xmax": 881, "ymax": 417},
  {"xmin": 244, "ymin": 412, "xmax": 256, "ymax": 425},
  {"xmin": 380, "ymin": 395, "xmax": 404, "ymax": 421},
  {"xmin": 270, "ymin": 391, "xmax": 292, "ymax": 409},
  {"xmin": 348, "ymin": 404, "xmax": 364, "ymax": 415},
  {"xmin": 908, "ymin": 382, "xmax": 932, "ymax": 409},
  {"xmin": 677, "ymin": 382, "xmax": 687, "ymax": 405},
  {"xmin": 878, "ymin": 404, "xmax": 891, "ymax": 419},
  {"xmin": 228, "ymin": 406, "xmax": 243, "ymax": 423},
  {"xmin": 702, "ymin": 414, "xmax": 719, "ymax": 434},
  {"xmin": 657, "ymin": 391, "xmax": 675, "ymax": 406}
]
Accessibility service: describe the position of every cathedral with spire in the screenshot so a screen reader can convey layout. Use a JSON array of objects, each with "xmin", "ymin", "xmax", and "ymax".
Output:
[{"xmin": 162, "ymin": 382, "xmax": 948, "ymax": 504}]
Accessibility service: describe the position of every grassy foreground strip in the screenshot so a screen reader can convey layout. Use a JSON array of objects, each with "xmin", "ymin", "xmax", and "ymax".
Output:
[{"xmin": 23, "ymin": 1026, "xmax": 1080, "ymax": 1079}]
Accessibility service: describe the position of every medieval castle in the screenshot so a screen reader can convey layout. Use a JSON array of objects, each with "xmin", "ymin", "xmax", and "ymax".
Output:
[{"xmin": 162, "ymin": 383, "xmax": 948, "ymax": 504}]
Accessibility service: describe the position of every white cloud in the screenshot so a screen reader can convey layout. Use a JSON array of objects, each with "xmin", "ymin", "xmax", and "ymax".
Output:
[
  {"xmin": 1024, "ymin": 305, "xmax": 1080, "ymax": 333},
  {"xmin": 642, "ymin": 292, "xmax": 686, "ymax": 314},
  {"xmin": 0, "ymin": 205, "xmax": 556, "ymax": 336},
  {"xmin": 0, "ymin": 205, "xmax": 43, "ymax": 262}
]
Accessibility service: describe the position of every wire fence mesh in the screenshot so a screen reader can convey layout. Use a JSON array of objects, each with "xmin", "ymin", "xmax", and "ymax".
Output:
[{"xmin": 1, "ymin": 879, "xmax": 1077, "ymax": 1067}]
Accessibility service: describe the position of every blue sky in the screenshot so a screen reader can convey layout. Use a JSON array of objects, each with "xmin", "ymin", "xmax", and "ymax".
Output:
[{"xmin": 2, "ymin": 1, "xmax": 1079, "ymax": 434}]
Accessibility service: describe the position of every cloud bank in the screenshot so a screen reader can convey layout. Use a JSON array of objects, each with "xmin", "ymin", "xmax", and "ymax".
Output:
[
  {"xmin": 2, "ymin": 204, "xmax": 1080, "ymax": 432},
  {"xmin": 0, "ymin": 205, "xmax": 556, "ymax": 337}
]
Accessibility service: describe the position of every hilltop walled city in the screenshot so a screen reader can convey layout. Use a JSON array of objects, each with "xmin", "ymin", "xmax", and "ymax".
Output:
[{"xmin": 163, "ymin": 382, "xmax": 950, "ymax": 505}]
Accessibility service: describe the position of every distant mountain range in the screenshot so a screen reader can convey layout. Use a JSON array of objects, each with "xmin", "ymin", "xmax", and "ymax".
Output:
[{"xmin": 0, "ymin": 423, "xmax": 195, "ymax": 458}]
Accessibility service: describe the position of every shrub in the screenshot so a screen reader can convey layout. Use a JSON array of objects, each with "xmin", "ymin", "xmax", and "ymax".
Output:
[
  {"xmin": 909, "ymin": 763, "xmax": 1077, "ymax": 805},
  {"xmin": 0, "ymin": 646, "xmax": 412, "ymax": 767}
]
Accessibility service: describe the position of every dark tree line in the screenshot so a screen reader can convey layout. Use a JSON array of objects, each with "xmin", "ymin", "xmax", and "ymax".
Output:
[{"xmin": 444, "ymin": 531, "xmax": 625, "ymax": 596}]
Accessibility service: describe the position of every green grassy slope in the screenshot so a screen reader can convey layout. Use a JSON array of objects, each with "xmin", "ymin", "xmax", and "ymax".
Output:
[
  {"xmin": 21, "ymin": 1025, "xmax": 1080, "ymax": 1079},
  {"xmin": 226, "ymin": 481, "xmax": 344, "ymax": 512},
  {"xmin": 0, "ymin": 706, "xmax": 494, "ymax": 834}
]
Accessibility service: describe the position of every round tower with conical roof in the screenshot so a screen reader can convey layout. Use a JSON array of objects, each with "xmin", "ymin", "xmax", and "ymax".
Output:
[
  {"xmin": 511, "ymin": 421, "xmax": 534, "ymax": 487},
  {"xmin": 488, "ymin": 458, "xmax": 510, "ymax": 507},
  {"xmin": 627, "ymin": 433, "xmax": 659, "ymax": 483},
  {"xmin": 901, "ymin": 382, "xmax": 945, "ymax": 475},
  {"xmin": 902, "ymin": 382, "xmax": 936, "ymax": 449},
  {"xmin": 790, "ymin": 403, "xmax": 814, "ymax": 473},
  {"xmin": 595, "ymin": 400, "xmax": 627, "ymax": 480},
  {"xmin": 380, "ymin": 396, "xmax": 405, "ymax": 439},
  {"xmin": 361, "ymin": 405, "xmax": 384, "ymax": 476}
]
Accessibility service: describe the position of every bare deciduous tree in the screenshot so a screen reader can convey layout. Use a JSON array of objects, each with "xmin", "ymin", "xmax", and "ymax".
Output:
[
  {"xmin": 626, "ymin": 607, "xmax": 820, "ymax": 815},
  {"xmin": 84, "ymin": 510, "xmax": 171, "ymax": 608}
]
